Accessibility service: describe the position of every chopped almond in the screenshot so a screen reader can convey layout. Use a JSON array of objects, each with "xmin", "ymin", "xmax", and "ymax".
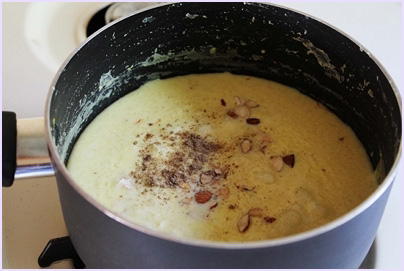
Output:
[
  {"xmin": 227, "ymin": 110, "xmax": 238, "ymax": 118},
  {"xmin": 241, "ymin": 139, "xmax": 252, "ymax": 154},
  {"xmin": 234, "ymin": 96, "xmax": 246, "ymax": 105},
  {"xmin": 282, "ymin": 154, "xmax": 295, "ymax": 168},
  {"xmin": 236, "ymin": 185, "xmax": 255, "ymax": 192},
  {"xmin": 246, "ymin": 118, "xmax": 260, "ymax": 125},
  {"xmin": 195, "ymin": 191, "xmax": 212, "ymax": 203},
  {"xmin": 248, "ymin": 208, "xmax": 263, "ymax": 217},
  {"xmin": 255, "ymin": 131, "xmax": 272, "ymax": 143},
  {"xmin": 237, "ymin": 214, "xmax": 250, "ymax": 232},
  {"xmin": 200, "ymin": 173, "xmax": 213, "ymax": 184},
  {"xmin": 270, "ymin": 156, "xmax": 284, "ymax": 172},
  {"xmin": 245, "ymin": 100, "xmax": 259, "ymax": 108},
  {"xmin": 264, "ymin": 216, "xmax": 277, "ymax": 223},
  {"xmin": 214, "ymin": 168, "xmax": 223, "ymax": 175},
  {"xmin": 234, "ymin": 105, "xmax": 250, "ymax": 118}
]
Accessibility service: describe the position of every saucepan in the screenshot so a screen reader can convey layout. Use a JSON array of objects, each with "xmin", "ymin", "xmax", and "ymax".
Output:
[{"xmin": 2, "ymin": 2, "xmax": 401, "ymax": 268}]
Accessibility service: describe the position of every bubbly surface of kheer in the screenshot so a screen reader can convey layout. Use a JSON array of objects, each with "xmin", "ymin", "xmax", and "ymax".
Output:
[{"xmin": 67, "ymin": 73, "xmax": 377, "ymax": 241}]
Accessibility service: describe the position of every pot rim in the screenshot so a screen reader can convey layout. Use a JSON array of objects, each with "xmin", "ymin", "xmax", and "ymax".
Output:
[{"xmin": 45, "ymin": 2, "xmax": 402, "ymax": 249}]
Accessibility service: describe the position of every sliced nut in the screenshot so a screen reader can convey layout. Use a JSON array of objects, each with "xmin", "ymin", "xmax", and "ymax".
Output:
[
  {"xmin": 200, "ymin": 173, "xmax": 214, "ymax": 184},
  {"xmin": 209, "ymin": 201, "xmax": 218, "ymax": 210},
  {"xmin": 195, "ymin": 191, "xmax": 212, "ymax": 204},
  {"xmin": 245, "ymin": 100, "xmax": 259, "ymax": 108},
  {"xmin": 234, "ymin": 105, "xmax": 250, "ymax": 118},
  {"xmin": 227, "ymin": 110, "xmax": 238, "ymax": 118},
  {"xmin": 211, "ymin": 167, "xmax": 230, "ymax": 182},
  {"xmin": 270, "ymin": 156, "xmax": 284, "ymax": 172},
  {"xmin": 282, "ymin": 154, "xmax": 295, "ymax": 168},
  {"xmin": 214, "ymin": 168, "xmax": 223, "ymax": 175},
  {"xmin": 236, "ymin": 184, "xmax": 255, "ymax": 192},
  {"xmin": 212, "ymin": 167, "xmax": 229, "ymax": 182},
  {"xmin": 237, "ymin": 214, "xmax": 250, "ymax": 232},
  {"xmin": 255, "ymin": 131, "xmax": 272, "ymax": 143},
  {"xmin": 246, "ymin": 118, "xmax": 260, "ymax": 125},
  {"xmin": 248, "ymin": 208, "xmax": 263, "ymax": 217},
  {"xmin": 241, "ymin": 139, "xmax": 252, "ymax": 154},
  {"xmin": 234, "ymin": 96, "xmax": 246, "ymax": 105},
  {"xmin": 264, "ymin": 216, "xmax": 277, "ymax": 223},
  {"xmin": 221, "ymin": 166, "xmax": 230, "ymax": 179},
  {"xmin": 218, "ymin": 186, "xmax": 230, "ymax": 199}
]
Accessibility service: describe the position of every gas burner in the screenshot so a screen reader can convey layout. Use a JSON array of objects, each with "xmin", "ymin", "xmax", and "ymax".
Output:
[
  {"xmin": 38, "ymin": 236, "xmax": 85, "ymax": 269},
  {"xmin": 86, "ymin": 4, "xmax": 112, "ymax": 37},
  {"xmin": 22, "ymin": 2, "xmax": 161, "ymax": 75},
  {"xmin": 86, "ymin": 3, "xmax": 163, "ymax": 37}
]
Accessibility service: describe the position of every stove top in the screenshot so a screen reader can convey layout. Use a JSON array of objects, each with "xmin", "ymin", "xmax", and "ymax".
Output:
[{"xmin": 2, "ymin": 2, "xmax": 402, "ymax": 269}]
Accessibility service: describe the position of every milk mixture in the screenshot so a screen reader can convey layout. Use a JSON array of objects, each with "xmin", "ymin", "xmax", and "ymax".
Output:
[{"xmin": 67, "ymin": 73, "xmax": 377, "ymax": 241}]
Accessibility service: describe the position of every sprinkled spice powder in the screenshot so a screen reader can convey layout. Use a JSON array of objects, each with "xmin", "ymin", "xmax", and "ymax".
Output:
[{"xmin": 131, "ymin": 131, "xmax": 224, "ymax": 189}]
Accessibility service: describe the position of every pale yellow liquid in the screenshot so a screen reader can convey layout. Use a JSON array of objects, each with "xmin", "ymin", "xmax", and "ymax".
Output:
[{"xmin": 67, "ymin": 73, "xmax": 377, "ymax": 242}]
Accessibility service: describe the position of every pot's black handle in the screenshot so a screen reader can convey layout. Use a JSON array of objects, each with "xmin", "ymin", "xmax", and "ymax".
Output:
[{"xmin": 2, "ymin": 111, "xmax": 17, "ymax": 187}]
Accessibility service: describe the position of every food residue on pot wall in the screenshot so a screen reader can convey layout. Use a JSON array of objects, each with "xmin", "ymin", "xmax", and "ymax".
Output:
[
  {"xmin": 293, "ymin": 37, "xmax": 343, "ymax": 83},
  {"xmin": 142, "ymin": 16, "xmax": 155, "ymax": 23}
]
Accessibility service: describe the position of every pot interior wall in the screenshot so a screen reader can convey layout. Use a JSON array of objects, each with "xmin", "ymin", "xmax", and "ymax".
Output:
[{"xmin": 50, "ymin": 2, "xmax": 401, "ymax": 183}]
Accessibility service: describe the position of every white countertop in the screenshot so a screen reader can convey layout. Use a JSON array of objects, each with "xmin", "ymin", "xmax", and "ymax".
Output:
[{"xmin": 2, "ymin": 2, "xmax": 402, "ymax": 269}]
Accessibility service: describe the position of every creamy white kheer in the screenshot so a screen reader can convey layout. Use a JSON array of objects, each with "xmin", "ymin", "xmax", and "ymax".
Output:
[{"xmin": 67, "ymin": 73, "xmax": 377, "ymax": 242}]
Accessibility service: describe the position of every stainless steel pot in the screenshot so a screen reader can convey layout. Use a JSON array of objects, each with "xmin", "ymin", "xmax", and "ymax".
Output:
[{"xmin": 3, "ymin": 2, "xmax": 401, "ymax": 268}]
